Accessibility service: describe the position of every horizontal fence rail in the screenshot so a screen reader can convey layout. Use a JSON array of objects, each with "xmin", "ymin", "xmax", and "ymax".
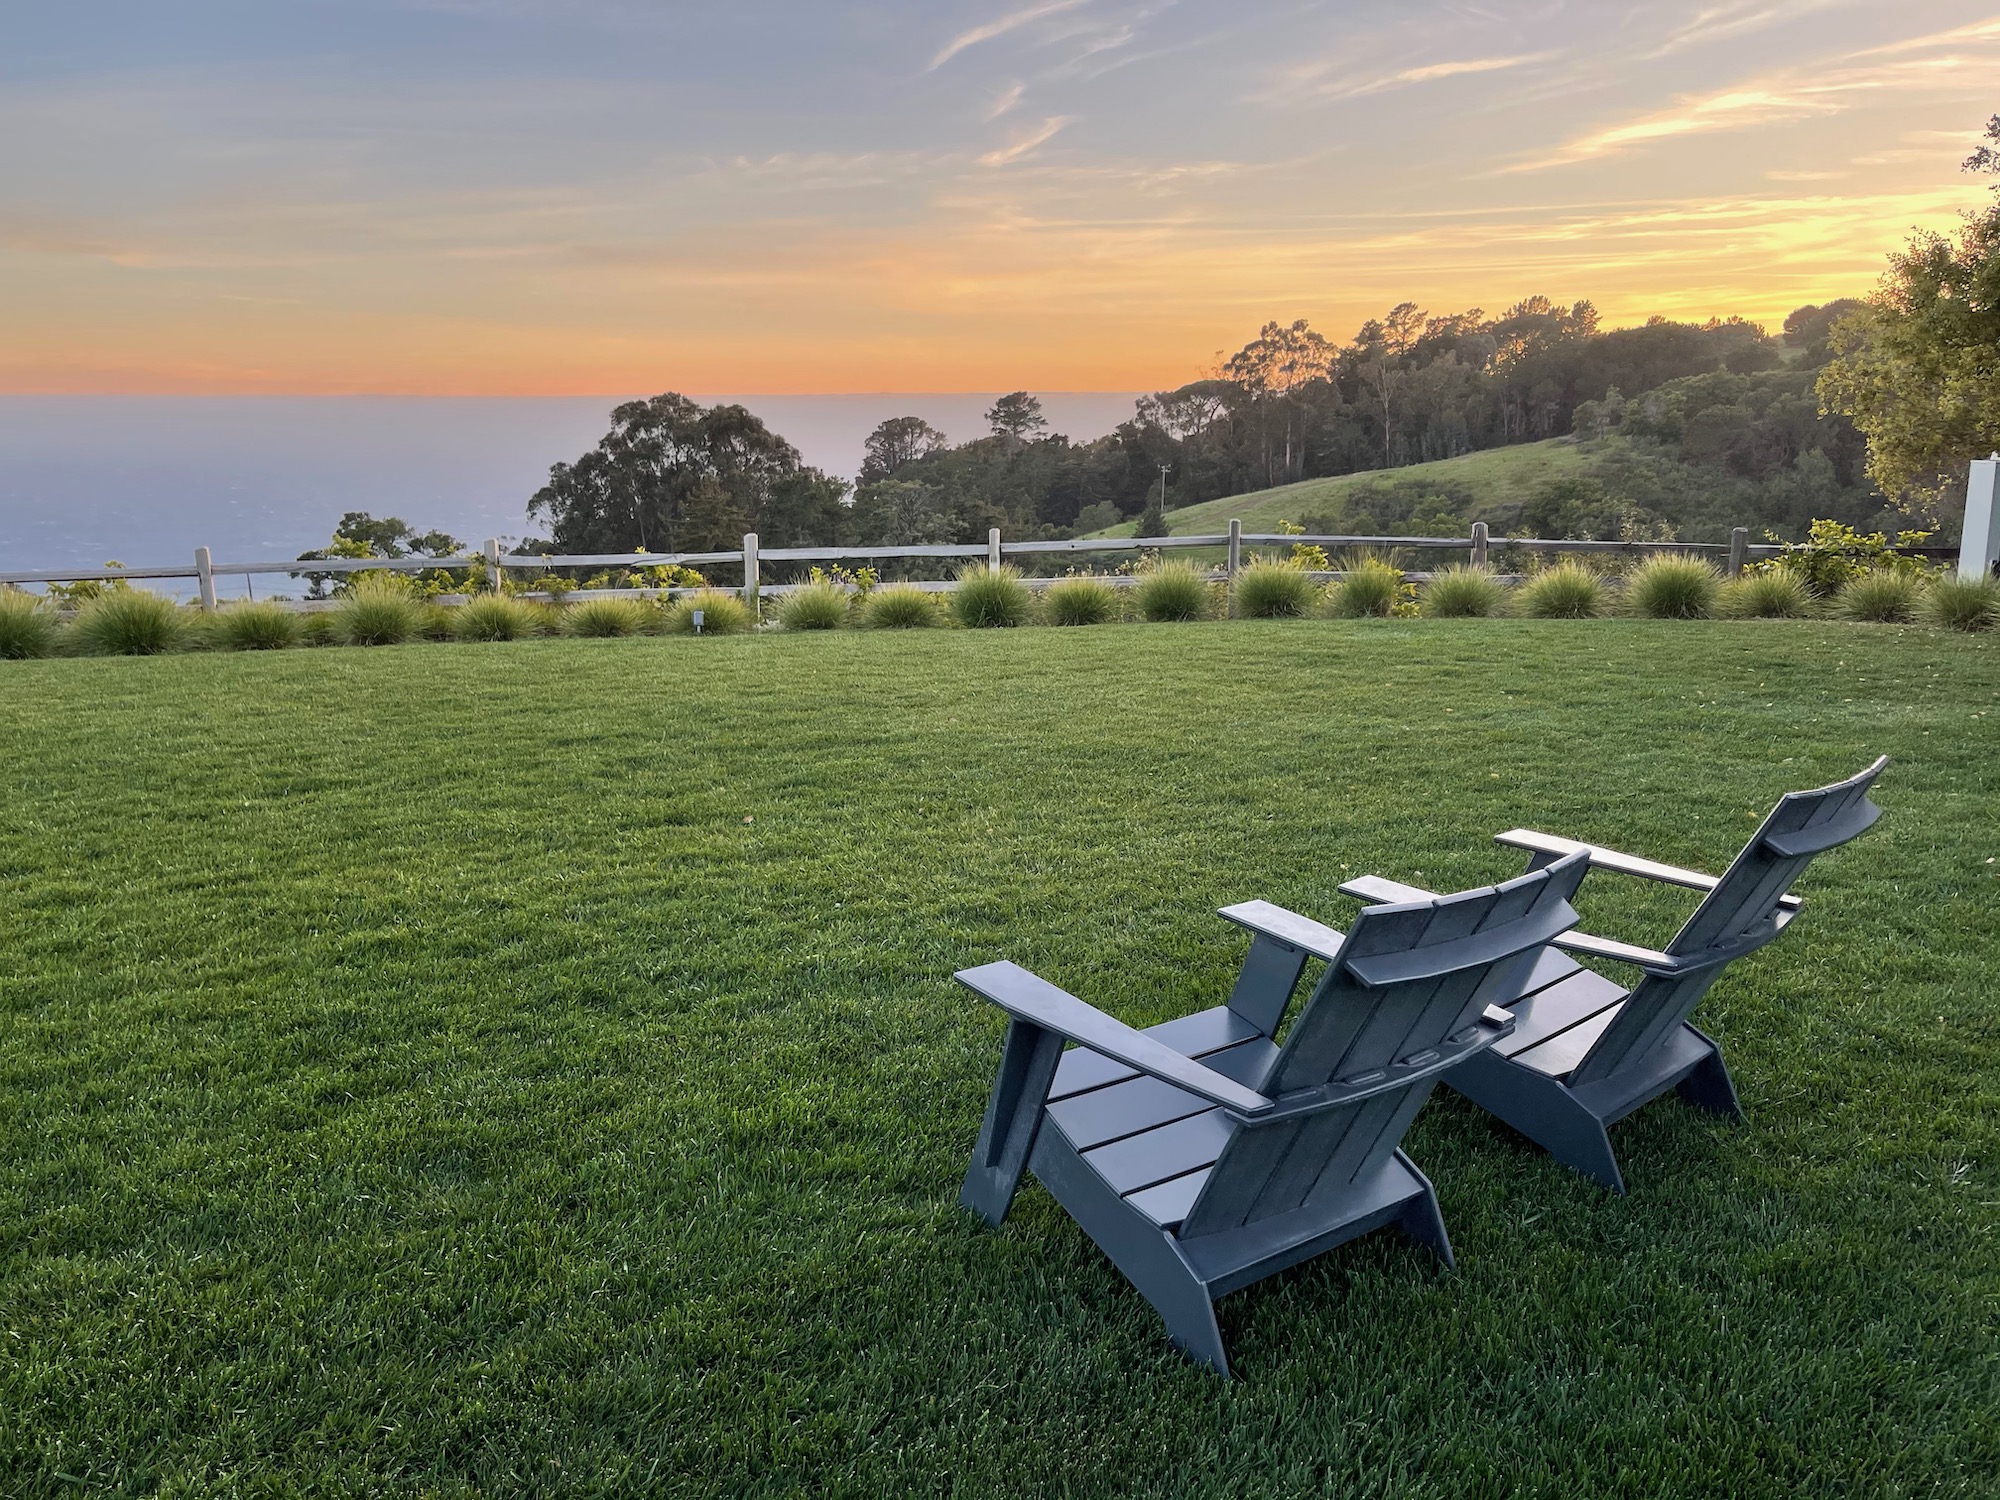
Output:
[{"xmin": 2, "ymin": 521, "xmax": 1825, "ymax": 610}]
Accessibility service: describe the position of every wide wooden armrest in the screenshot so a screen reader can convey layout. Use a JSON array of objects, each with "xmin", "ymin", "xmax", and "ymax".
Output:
[
  {"xmin": 954, "ymin": 961, "xmax": 1274, "ymax": 1116},
  {"xmin": 1497, "ymin": 829, "xmax": 1802, "ymax": 911},
  {"xmin": 1551, "ymin": 929, "xmax": 1690, "ymax": 975},
  {"xmin": 1216, "ymin": 899, "xmax": 1345, "ymax": 960},
  {"xmin": 1337, "ymin": 874, "xmax": 1438, "ymax": 905}
]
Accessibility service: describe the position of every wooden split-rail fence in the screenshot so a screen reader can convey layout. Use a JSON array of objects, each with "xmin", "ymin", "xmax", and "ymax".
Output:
[{"xmin": 2, "ymin": 521, "xmax": 1786, "ymax": 612}]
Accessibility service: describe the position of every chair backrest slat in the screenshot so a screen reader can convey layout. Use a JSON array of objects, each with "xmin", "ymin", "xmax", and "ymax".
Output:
[
  {"xmin": 1568, "ymin": 757, "xmax": 1886, "ymax": 1087},
  {"xmin": 1179, "ymin": 851, "xmax": 1587, "ymax": 1240}
]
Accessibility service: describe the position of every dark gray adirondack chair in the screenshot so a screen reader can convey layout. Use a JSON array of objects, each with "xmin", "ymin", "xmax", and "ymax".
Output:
[
  {"xmin": 1342, "ymin": 758, "xmax": 1887, "ymax": 1194},
  {"xmin": 956, "ymin": 850, "xmax": 1588, "ymax": 1375}
]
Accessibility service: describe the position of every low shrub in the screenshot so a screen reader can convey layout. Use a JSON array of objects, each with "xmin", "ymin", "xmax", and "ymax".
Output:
[
  {"xmin": 1517, "ymin": 562, "xmax": 1605, "ymax": 619},
  {"xmin": 1626, "ymin": 554, "xmax": 1719, "ymax": 619},
  {"xmin": 777, "ymin": 582, "xmax": 851, "ymax": 631},
  {"xmin": 1133, "ymin": 561, "xmax": 1212, "ymax": 622},
  {"xmin": 74, "ymin": 590, "xmax": 187, "ymax": 656},
  {"xmin": 563, "ymin": 597, "xmax": 653, "ymax": 637},
  {"xmin": 1234, "ymin": 561, "xmax": 1316, "ymax": 619},
  {"xmin": 210, "ymin": 600, "xmax": 303, "ymax": 651},
  {"xmin": 0, "ymin": 590, "xmax": 60, "ymax": 659},
  {"xmin": 950, "ymin": 564, "xmax": 1032, "ymax": 628},
  {"xmin": 1921, "ymin": 574, "xmax": 2000, "ymax": 633},
  {"xmin": 1326, "ymin": 558, "xmax": 1405, "ymax": 618},
  {"xmin": 333, "ymin": 577, "xmax": 424, "ymax": 646},
  {"xmin": 1717, "ymin": 571, "xmax": 1812, "ymax": 619},
  {"xmin": 863, "ymin": 583, "xmax": 940, "ymax": 629},
  {"xmin": 1838, "ymin": 570, "xmax": 1923, "ymax": 624},
  {"xmin": 665, "ymin": 589, "xmax": 754, "ymax": 636},
  {"xmin": 1420, "ymin": 564, "xmax": 1510, "ymax": 618},
  {"xmin": 1041, "ymin": 575, "xmax": 1120, "ymax": 626},
  {"xmin": 452, "ymin": 593, "xmax": 542, "ymax": 642}
]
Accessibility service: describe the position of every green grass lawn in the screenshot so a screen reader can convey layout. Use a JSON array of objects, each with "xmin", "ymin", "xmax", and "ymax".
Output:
[
  {"xmin": 3, "ymin": 621, "xmax": 1996, "ymax": 1497},
  {"xmin": 1088, "ymin": 438, "xmax": 1589, "ymax": 537}
]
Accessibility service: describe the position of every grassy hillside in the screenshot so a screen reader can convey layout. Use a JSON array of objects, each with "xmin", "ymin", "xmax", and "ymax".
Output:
[
  {"xmin": 1093, "ymin": 439, "xmax": 1591, "ymax": 537},
  {"xmin": 3, "ymin": 622, "xmax": 1996, "ymax": 1493}
]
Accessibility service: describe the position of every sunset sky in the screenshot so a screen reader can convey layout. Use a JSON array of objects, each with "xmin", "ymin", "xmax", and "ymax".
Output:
[{"xmin": 5, "ymin": 1, "xmax": 1997, "ymax": 395}]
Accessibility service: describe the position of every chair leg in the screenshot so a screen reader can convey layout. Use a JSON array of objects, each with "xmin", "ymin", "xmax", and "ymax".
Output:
[
  {"xmin": 1395, "ymin": 1164, "xmax": 1455, "ymax": 1271},
  {"xmin": 1675, "ymin": 1034, "xmax": 1744, "ymax": 1121},
  {"xmin": 1449, "ymin": 1049, "xmax": 1628, "ymax": 1195},
  {"xmin": 960, "ymin": 1018, "xmax": 1064, "ymax": 1227}
]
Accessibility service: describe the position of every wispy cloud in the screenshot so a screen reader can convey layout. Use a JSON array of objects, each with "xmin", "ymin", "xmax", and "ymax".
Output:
[
  {"xmin": 1652, "ymin": 1, "xmax": 1855, "ymax": 56},
  {"xmin": 929, "ymin": 0, "xmax": 1091, "ymax": 72},
  {"xmin": 984, "ymin": 82, "xmax": 1026, "ymax": 121},
  {"xmin": 979, "ymin": 115, "xmax": 1074, "ymax": 166},
  {"xmin": 1267, "ymin": 49, "xmax": 1557, "ymax": 104}
]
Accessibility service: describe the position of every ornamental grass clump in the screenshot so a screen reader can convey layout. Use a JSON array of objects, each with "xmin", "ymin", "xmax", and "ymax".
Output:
[
  {"xmin": 950, "ymin": 564, "xmax": 1032, "ymax": 628},
  {"xmin": 1921, "ymin": 574, "xmax": 2000, "ymax": 633},
  {"xmin": 333, "ymin": 576, "xmax": 424, "ymax": 646},
  {"xmin": 1420, "ymin": 564, "xmax": 1510, "ymax": 618},
  {"xmin": 74, "ymin": 589, "xmax": 187, "ymax": 656},
  {"xmin": 0, "ymin": 589, "xmax": 60, "ymax": 659},
  {"xmin": 1838, "ymin": 570, "xmax": 1924, "ymax": 624},
  {"xmin": 1517, "ymin": 561, "xmax": 1605, "ymax": 619},
  {"xmin": 863, "ymin": 583, "xmax": 940, "ymax": 629},
  {"xmin": 1626, "ymin": 554, "xmax": 1719, "ymax": 620},
  {"xmin": 666, "ymin": 589, "xmax": 753, "ymax": 636},
  {"xmin": 452, "ymin": 593, "xmax": 542, "ymax": 642},
  {"xmin": 1133, "ymin": 561, "xmax": 1212, "ymax": 622},
  {"xmin": 1718, "ymin": 571, "xmax": 1812, "ymax": 620},
  {"xmin": 563, "ymin": 597, "xmax": 653, "ymax": 637},
  {"xmin": 209, "ymin": 600, "xmax": 303, "ymax": 651},
  {"xmin": 777, "ymin": 582, "xmax": 850, "ymax": 631},
  {"xmin": 1326, "ymin": 557, "xmax": 1404, "ymax": 618},
  {"xmin": 1041, "ymin": 575, "xmax": 1120, "ymax": 626},
  {"xmin": 1233, "ymin": 561, "xmax": 1316, "ymax": 619}
]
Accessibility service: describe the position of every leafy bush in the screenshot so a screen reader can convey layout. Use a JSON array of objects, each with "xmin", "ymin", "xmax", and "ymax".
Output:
[
  {"xmin": 863, "ymin": 583, "xmax": 940, "ymax": 629},
  {"xmin": 74, "ymin": 590, "xmax": 188, "ymax": 655},
  {"xmin": 1326, "ymin": 558, "xmax": 1406, "ymax": 618},
  {"xmin": 1234, "ymin": 561, "xmax": 1316, "ymax": 619},
  {"xmin": 1420, "ymin": 564, "xmax": 1510, "ymax": 618},
  {"xmin": 333, "ymin": 576, "xmax": 424, "ymax": 646},
  {"xmin": 666, "ymin": 589, "xmax": 754, "ymax": 636},
  {"xmin": 1626, "ymin": 554, "xmax": 1719, "ymax": 619},
  {"xmin": 1518, "ymin": 562, "xmax": 1605, "ymax": 619},
  {"xmin": 1758, "ymin": 518, "xmax": 1935, "ymax": 597},
  {"xmin": 451, "ymin": 593, "xmax": 542, "ymax": 642},
  {"xmin": 1717, "ymin": 571, "xmax": 1812, "ymax": 619},
  {"xmin": 1838, "ymin": 570, "xmax": 1923, "ymax": 624},
  {"xmin": 1133, "ymin": 561, "xmax": 1212, "ymax": 622},
  {"xmin": 209, "ymin": 600, "xmax": 303, "ymax": 651},
  {"xmin": 1041, "ymin": 575, "xmax": 1121, "ymax": 626},
  {"xmin": 950, "ymin": 564, "xmax": 1032, "ymax": 628},
  {"xmin": 0, "ymin": 590, "xmax": 60, "ymax": 660},
  {"xmin": 777, "ymin": 582, "xmax": 851, "ymax": 631},
  {"xmin": 563, "ymin": 597, "xmax": 654, "ymax": 637},
  {"xmin": 1921, "ymin": 574, "xmax": 2000, "ymax": 633}
]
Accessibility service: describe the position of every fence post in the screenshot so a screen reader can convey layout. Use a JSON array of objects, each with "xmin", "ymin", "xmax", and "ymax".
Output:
[
  {"xmin": 194, "ymin": 547, "xmax": 217, "ymax": 612},
  {"xmin": 1470, "ymin": 522, "xmax": 1488, "ymax": 567},
  {"xmin": 1227, "ymin": 518, "xmax": 1242, "ymax": 617},
  {"xmin": 1728, "ymin": 526, "xmax": 1749, "ymax": 577},
  {"xmin": 987, "ymin": 528, "xmax": 1002, "ymax": 571},
  {"xmin": 742, "ymin": 532, "xmax": 760, "ymax": 615},
  {"xmin": 484, "ymin": 538, "xmax": 503, "ymax": 594}
]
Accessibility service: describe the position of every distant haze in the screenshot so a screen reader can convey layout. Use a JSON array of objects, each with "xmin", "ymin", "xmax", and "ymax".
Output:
[{"xmin": 0, "ymin": 394, "xmax": 1143, "ymax": 576}]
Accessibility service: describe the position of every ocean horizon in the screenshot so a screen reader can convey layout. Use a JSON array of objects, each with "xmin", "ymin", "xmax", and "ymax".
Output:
[{"xmin": 0, "ymin": 393, "xmax": 1144, "ymax": 591}]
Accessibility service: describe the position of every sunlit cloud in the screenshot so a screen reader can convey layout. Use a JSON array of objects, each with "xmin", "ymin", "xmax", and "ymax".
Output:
[
  {"xmin": 1266, "ymin": 49, "xmax": 1558, "ymax": 104},
  {"xmin": 984, "ymin": 81, "xmax": 1027, "ymax": 120},
  {"xmin": 978, "ymin": 116, "xmax": 1074, "ymax": 166},
  {"xmin": 1651, "ymin": 1, "xmax": 1856, "ymax": 56},
  {"xmin": 929, "ymin": 0, "xmax": 1091, "ymax": 71}
]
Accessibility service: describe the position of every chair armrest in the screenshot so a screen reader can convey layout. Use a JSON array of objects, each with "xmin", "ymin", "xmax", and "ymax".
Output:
[
  {"xmin": 1550, "ymin": 929, "xmax": 1691, "ymax": 975},
  {"xmin": 1216, "ymin": 899, "xmax": 1345, "ymax": 960},
  {"xmin": 1497, "ymin": 829, "xmax": 1802, "ymax": 911},
  {"xmin": 954, "ymin": 961, "xmax": 1274, "ymax": 1116},
  {"xmin": 1337, "ymin": 873, "xmax": 1439, "ymax": 905}
]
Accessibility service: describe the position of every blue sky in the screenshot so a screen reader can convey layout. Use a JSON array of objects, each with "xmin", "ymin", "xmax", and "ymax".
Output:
[{"xmin": 5, "ymin": 2, "xmax": 1997, "ymax": 391}]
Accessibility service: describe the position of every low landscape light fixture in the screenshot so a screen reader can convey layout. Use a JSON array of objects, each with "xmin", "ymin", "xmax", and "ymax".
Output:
[{"xmin": 691, "ymin": 608, "xmax": 705, "ymax": 635}]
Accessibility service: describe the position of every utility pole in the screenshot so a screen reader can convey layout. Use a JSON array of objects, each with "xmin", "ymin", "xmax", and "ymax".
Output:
[{"xmin": 1156, "ymin": 463, "xmax": 1173, "ymax": 507}]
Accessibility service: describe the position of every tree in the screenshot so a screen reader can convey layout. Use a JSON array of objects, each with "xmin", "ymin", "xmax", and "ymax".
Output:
[
  {"xmin": 330, "ymin": 512, "xmax": 462, "ymax": 558},
  {"xmin": 985, "ymin": 392, "xmax": 1047, "ymax": 445},
  {"xmin": 1819, "ymin": 122, "xmax": 2000, "ymax": 521},
  {"xmin": 858, "ymin": 416, "xmax": 948, "ymax": 485},
  {"xmin": 528, "ymin": 393, "xmax": 838, "ymax": 553}
]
